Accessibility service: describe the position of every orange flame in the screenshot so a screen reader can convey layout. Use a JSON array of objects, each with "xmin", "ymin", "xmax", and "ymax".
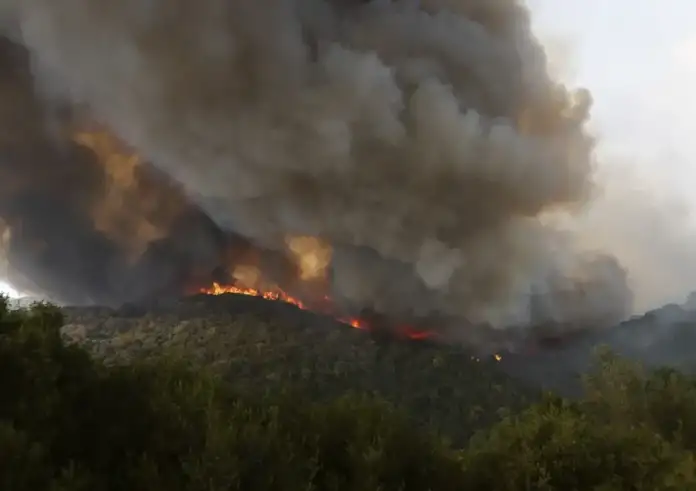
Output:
[
  {"xmin": 199, "ymin": 281, "xmax": 501, "ymax": 361},
  {"xmin": 199, "ymin": 281, "xmax": 430, "ymax": 339},
  {"xmin": 202, "ymin": 282, "xmax": 308, "ymax": 309}
]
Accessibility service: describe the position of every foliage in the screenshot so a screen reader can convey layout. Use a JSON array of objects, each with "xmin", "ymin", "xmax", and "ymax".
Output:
[
  {"xmin": 62, "ymin": 294, "xmax": 535, "ymax": 444},
  {"xmin": 5, "ymin": 295, "xmax": 696, "ymax": 490},
  {"xmin": 461, "ymin": 349, "xmax": 696, "ymax": 490},
  {"xmin": 1, "ymin": 296, "xmax": 464, "ymax": 490}
]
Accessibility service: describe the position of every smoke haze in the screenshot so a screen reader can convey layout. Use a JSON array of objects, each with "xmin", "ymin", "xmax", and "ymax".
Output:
[{"xmin": 0, "ymin": 0, "xmax": 651, "ymax": 342}]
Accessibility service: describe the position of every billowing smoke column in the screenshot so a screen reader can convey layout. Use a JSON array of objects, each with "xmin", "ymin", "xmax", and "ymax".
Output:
[
  {"xmin": 0, "ymin": 37, "xmax": 235, "ymax": 305},
  {"xmin": 0, "ymin": 0, "xmax": 633, "ymax": 336}
]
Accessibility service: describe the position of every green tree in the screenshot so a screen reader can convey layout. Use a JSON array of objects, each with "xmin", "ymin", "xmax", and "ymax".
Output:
[
  {"xmin": 5, "ymin": 295, "xmax": 696, "ymax": 491},
  {"xmin": 460, "ymin": 349, "xmax": 696, "ymax": 490},
  {"xmin": 0, "ymin": 296, "xmax": 464, "ymax": 490}
]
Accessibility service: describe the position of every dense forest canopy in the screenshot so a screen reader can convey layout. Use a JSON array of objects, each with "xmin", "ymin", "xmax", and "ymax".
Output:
[{"xmin": 3, "ymin": 295, "xmax": 696, "ymax": 490}]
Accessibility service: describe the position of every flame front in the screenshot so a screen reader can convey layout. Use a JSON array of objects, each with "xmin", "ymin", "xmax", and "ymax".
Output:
[
  {"xmin": 198, "ymin": 281, "xmax": 427, "ymax": 337},
  {"xmin": 202, "ymin": 282, "xmax": 308, "ymax": 309},
  {"xmin": 199, "ymin": 281, "xmax": 502, "ymax": 361}
]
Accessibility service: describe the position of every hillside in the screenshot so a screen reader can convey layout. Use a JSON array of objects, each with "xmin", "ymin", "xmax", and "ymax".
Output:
[
  {"xmin": 60, "ymin": 293, "xmax": 535, "ymax": 444},
  {"xmin": 497, "ymin": 300, "xmax": 696, "ymax": 396},
  {"xmin": 58, "ymin": 290, "xmax": 696, "ymax": 416}
]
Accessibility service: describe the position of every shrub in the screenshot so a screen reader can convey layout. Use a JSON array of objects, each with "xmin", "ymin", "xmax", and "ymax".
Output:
[
  {"xmin": 460, "ymin": 349, "xmax": 696, "ymax": 490},
  {"xmin": 461, "ymin": 394, "xmax": 695, "ymax": 490}
]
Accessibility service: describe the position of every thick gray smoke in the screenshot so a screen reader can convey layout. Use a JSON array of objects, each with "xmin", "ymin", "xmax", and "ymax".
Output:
[
  {"xmin": 1, "ymin": 0, "xmax": 633, "ymax": 334},
  {"xmin": 0, "ymin": 37, "xmax": 233, "ymax": 306}
]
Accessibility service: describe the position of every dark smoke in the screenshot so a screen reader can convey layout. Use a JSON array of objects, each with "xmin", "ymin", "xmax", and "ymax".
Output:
[
  {"xmin": 0, "ymin": 0, "xmax": 639, "ymax": 350},
  {"xmin": 0, "ymin": 37, "xmax": 233, "ymax": 306}
]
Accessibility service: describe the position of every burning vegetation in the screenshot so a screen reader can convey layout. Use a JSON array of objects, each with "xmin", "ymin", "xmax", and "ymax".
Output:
[
  {"xmin": 199, "ymin": 279, "xmax": 437, "ymax": 341},
  {"xmin": 194, "ymin": 231, "xmax": 440, "ymax": 340}
]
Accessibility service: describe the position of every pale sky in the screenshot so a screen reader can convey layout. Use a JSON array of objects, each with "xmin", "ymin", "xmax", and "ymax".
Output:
[
  {"xmin": 528, "ymin": 0, "xmax": 696, "ymax": 311},
  {"xmin": 528, "ymin": 0, "xmax": 696, "ymax": 196}
]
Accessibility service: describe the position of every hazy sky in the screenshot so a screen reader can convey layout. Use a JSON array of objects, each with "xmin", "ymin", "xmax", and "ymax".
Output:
[
  {"xmin": 526, "ymin": 0, "xmax": 696, "ymax": 311},
  {"xmin": 529, "ymin": 0, "xmax": 696, "ymax": 195}
]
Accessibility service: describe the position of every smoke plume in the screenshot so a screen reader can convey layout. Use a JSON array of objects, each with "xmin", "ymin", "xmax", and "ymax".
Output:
[
  {"xmin": 0, "ymin": 0, "xmax": 633, "ymax": 338},
  {"xmin": 0, "ymin": 37, "xmax": 233, "ymax": 305}
]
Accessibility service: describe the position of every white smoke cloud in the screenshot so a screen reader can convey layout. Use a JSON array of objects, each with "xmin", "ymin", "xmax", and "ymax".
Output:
[
  {"xmin": 3, "ymin": 0, "xmax": 633, "ymax": 334},
  {"xmin": 571, "ymin": 158, "xmax": 696, "ymax": 314}
]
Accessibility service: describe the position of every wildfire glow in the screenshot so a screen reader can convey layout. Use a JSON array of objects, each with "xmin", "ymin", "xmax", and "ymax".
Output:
[
  {"xmin": 198, "ymin": 281, "xmax": 503, "ymax": 362},
  {"xmin": 198, "ymin": 281, "xmax": 434, "ymax": 339},
  {"xmin": 201, "ymin": 282, "xmax": 308, "ymax": 310},
  {"xmin": 285, "ymin": 235, "xmax": 332, "ymax": 281},
  {"xmin": 72, "ymin": 129, "xmax": 178, "ymax": 260}
]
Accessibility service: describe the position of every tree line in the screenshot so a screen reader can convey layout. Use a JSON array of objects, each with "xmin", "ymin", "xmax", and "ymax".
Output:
[{"xmin": 2, "ymin": 296, "xmax": 696, "ymax": 490}]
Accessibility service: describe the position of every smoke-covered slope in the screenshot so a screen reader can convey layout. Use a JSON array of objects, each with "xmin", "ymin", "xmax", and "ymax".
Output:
[
  {"xmin": 498, "ymin": 299, "xmax": 696, "ymax": 395},
  {"xmin": 56, "ymin": 289, "xmax": 696, "ymax": 444}
]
